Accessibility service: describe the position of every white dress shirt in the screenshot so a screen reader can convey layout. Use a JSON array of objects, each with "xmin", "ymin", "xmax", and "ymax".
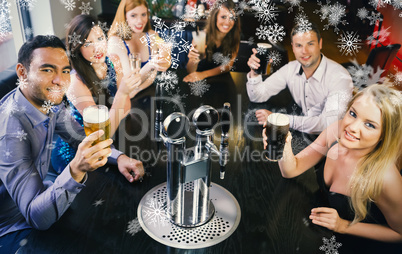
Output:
[{"xmin": 246, "ymin": 54, "xmax": 353, "ymax": 134}]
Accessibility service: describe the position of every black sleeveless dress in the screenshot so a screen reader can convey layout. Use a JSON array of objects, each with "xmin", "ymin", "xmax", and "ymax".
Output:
[{"xmin": 315, "ymin": 158, "xmax": 402, "ymax": 253}]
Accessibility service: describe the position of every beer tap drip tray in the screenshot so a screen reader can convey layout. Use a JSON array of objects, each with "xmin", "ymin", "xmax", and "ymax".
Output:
[{"xmin": 137, "ymin": 183, "xmax": 241, "ymax": 249}]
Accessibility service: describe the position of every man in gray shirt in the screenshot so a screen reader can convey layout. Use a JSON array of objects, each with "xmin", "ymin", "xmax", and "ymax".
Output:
[
  {"xmin": 0, "ymin": 35, "xmax": 144, "ymax": 252},
  {"xmin": 247, "ymin": 23, "xmax": 353, "ymax": 134}
]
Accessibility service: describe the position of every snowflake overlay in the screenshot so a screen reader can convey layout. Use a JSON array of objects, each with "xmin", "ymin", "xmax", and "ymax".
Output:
[
  {"xmin": 1, "ymin": 100, "xmax": 19, "ymax": 116},
  {"xmin": 282, "ymin": 0, "xmax": 306, "ymax": 13},
  {"xmin": 212, "ymin": 52, "xmax": 232, "ymax": 71},
  {"xmin": 42, "ymin": 100, "xmax": 56, "ymax": 114},
  {"xmin": 5, "ymin": 149, "xmax": 13, "ymax": 159},
  {"xmin": 366, "ymin": 26, "xmax": 390, "ymax": 46},
  {"xmin": 62, "ymin": 0, "xmax": 76, "ymax": 11},
  {"xmin": 189, "ymin": 79, "xmax": 210, "ymax": 97},
  {"xmin": 0, "ymin": 1, "xmax": 12, "ymax": 42},
  {"xmin": 142, "ymin": 197, "xmax": 169, "ymax": 228},
  {"xmin": 267, "ymin": 50, "xmax": 282, "ymax": 67},
  {"xmin": 68, "ymin": 32, "xmax": 81, "ymax": 47},
  {"xmin": 18, "ymin": 0, "xmax": 37, "ymax": 11},
  {"xmin": 256, "ymin": 23, "xmax": 286, "ymax": 43},
  {"xmin": 90, "ymin": 198, "xmax": 104, "ymax": 207},
  {"xmin": 336, "ymin": 31, "xmax": 363, "ymax": 56},
  {"xmin": 367, "ymin": 11, "xmax": 383, "ymax": 26},
  {"xmin": 319, "ymin": 235, "xmax": 342, "ymax": 254},
  {"xmin": 126, "ymin": 218, "xmax": 142, "ymax": 236},
  {"xmin": 347, "ymin": 60, "xmax": 385, "ymax": 90},
  {"xmin": 16, "ymin": 129, "xmax": 27, "ymax": 141},
  {"xmin": 314, "ymin": 1, "xmax": 348, "ymax": 34},
  {"xmin": 168, "ymin": 88, "xmax": 188, "ymax": 110},
  {"xmin": 294, "ymin": 11, "xmax": 312, "ymax": 33},
  {"xmin": 79, "ymin": 1, "xmax": 93, "ymax": 15},
  {"xmin": 156, "ymin": 70, "xmax": 178, "ymax": 91},
  {"xmin": 389, "ymin": 67, "xmax": 402, "ymax": 88},
  {"xmin": 357, "ymin": 7, "xmax": 369, "ymax": 20},
  {"xmin": 152, "ymin": 17, "xmax": 193, "ymax": 69},
  {"xmin": 252, "ymin": 0, "xmax": 279, "ymax": 24}
]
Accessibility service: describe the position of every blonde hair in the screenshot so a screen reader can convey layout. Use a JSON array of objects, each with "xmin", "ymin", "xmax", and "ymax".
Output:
[
  {"xmin": 108, "ymin": 0, "xmax": 151, "ymax": 40},
  {"xmin": 347, "ymin": 84, "xmax": 402, "ymax": 224}
]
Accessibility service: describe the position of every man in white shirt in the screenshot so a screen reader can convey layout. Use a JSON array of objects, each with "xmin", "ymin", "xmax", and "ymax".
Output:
[{"xmin": 247, "ymin": 23, "xmax": 353, "ymax": 134}]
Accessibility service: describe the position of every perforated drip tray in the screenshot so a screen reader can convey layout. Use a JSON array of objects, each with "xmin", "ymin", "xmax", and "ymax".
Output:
[{"xmin": 137, "ymin": 183, "xmax": 241, "ymax": 249}]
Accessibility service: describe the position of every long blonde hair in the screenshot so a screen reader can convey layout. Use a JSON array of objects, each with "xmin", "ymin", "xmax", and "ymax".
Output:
[
  {"xmin": 108, "ymin": 0, "xmax": 151, "ymax": 40},
  {"xmin": 347, "ymin": 84, "xmax": 402, "ymax": 224}
]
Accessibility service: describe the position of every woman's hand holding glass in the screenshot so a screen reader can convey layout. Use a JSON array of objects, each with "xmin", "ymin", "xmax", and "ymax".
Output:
[
  {"xmin": 188, "ymin": 45, "xmax": 201, "ymax": 64},
  {"xmin": 120, "ymin": 70, "xmax": 142, "ymax": 98}
]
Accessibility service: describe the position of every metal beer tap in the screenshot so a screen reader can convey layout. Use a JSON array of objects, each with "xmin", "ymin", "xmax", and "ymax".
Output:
[
  {"xmin": 160, "ymin": 103, "xmax": 231, "ymax": 227},
  {"xmin": 154, "ymin": 82, "xmax": 163, "ymax": 142}
]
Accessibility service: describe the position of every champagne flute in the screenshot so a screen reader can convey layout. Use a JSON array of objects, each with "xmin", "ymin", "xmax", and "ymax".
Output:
[{"xmin": 129, "ymin": 53, "xmax": 141, "ymax": 74}]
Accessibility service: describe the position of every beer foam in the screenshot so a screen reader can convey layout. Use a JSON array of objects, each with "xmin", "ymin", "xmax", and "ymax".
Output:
[
  {"xmin": 83, "ymin": 106, "xmax": 109, "ymax": 123},
  {"xmin": 268, "ymin": 113, "xmax": 289, "ymax": 126},
  {"xmin": 257, "ymin": 43, "xmax": 272, "ymax": 49}
]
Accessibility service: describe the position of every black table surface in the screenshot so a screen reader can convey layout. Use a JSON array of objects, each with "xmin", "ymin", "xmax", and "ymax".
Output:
[{"xmin": 19, "ymin": 70, "xmax": 402, "ymax": 254}]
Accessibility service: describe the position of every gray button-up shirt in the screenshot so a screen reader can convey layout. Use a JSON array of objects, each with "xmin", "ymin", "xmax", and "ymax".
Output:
[{"xmin": 0, "ymin": 88, "xmax": 121, "ymax": 237}]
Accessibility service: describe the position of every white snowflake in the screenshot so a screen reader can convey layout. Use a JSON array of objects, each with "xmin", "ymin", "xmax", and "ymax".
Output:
[
  {"xmin": 93, "ymin": 199, "xmax": 105, "ymax": 207},
  {"xmin": 46, "ymin": 143, "xmax": 56, "ymax": 150},
  {"xmin": 366, "ymin": 26, "xmax": 390, "ymax": 46},
  {"xmin": 246, "ymin": 37, "xmax": 255, "ymax": 46},
  {"xmin": 63, "ymin": 0, "xmax": 76, "ymax": 11},
  {"xmin": 5, "ymin": 149, "xmax": 13, "ymax": 159},
  {"xmin": 24, "ymin": 27, "xmax": 33, "ymax": 38},
  {"xmin": 156, "ymin": 70, "xmax": 178, "ymax": 91},
  {"xmin": 256, "ymin": 23, "xmax": 286, "ymax": 43},
  {"xmin": 16, "ymin": 129, "xmax": 27, "ymax": 141},
  {"xmin": 97, "ymin": 21, "xmax": 109, "ymax": 34},
  {"xmin": 18, "ymin": 0, "xmax": 37, "ymax": 11},
  {"xmin": 143, "ymin": 197, "xmax": 169, "ymax": 228},
  {"xmin": 189, "ymin": 79, "xmax": 210, "ymax": 97},
  {"xmin": 78, "ymin": 1, "xmax": 92, "ymax": 15},
  {"xmin": 267, "ymin": 50, "xmax": 282, "ymax": 67},
  {"xmin": 42, "ymin": 100, "xmax": 56, "ymax": 114},
  {"xmin": 392, "ymin": 0, "xmax": 402, "ymax": 10},
  {"xmin": 235, "ymin": 1, "xmax": 248, "ymax": 17},
  {"xmin": 315, "ymin": 1, "xmax": 348, "ymax": 34},
  {"xmin": 151, "ymin": 17, "xmax": 193, "ymax": 69},
  {"xmin": 267, "ymin": 23, "xmax": 286, "ymax": 43},
  {"xmin": 357, "ymin": 7, "xmax": 369, "ymax": 20},
  {"xmin": 346, "ymin": 60, "xmax": 385, "ymax": 90},
  {"xmin": 253, "ymin": 0, "xmax": 278, "ymax": 24},
  {"xmin": 294, "ymin": 11, "xmax": 312, "ymax": 33},
  {"xmin": 0, "ymin": 9, "xmax": 12, "ymax": 42},
  {"xmin": 1, "ymin": 100, "xmax": 19, "ymax": 116},
  {"xmin": 369, "ymin": 0, "xmax": 387, "ymax": 9},
  {"xmin": 367, "ymin": 11, "xmax": 383, "ymax": 26},
  {"xmin": 389, "ymin": 67, "xmax": 402, "ymax": 87},
  {"xmin": 48, "ymin": 88, "xmax": 66, "ymax": 102},
  {"xmin": 212, "ymin": 52, "xmax": 232, "ymax": 71},
  {"xmin": 68, "ymin": 32, "xmax": 81, "ymax": 47},
  {"xmin": 126, "ymin": 218, "xmax": 142, "ymax": 236},
  {"xmin": 169, "ymin": 89, "xmax": 188, "ymax": 110},
  {"xmin": 94, "ymin": 79, "xmax": 110, "ymax": 90},
  {"xmin": 282, "ymin": 0, "xmax": 306, "ymax": 13},
  {"xmin": 319, "ymin": 235, "xmax": 342, "ymax": 254},
  {"xmin": 336, "ymin": 31, "xmax": 362, "ymax": 56}
]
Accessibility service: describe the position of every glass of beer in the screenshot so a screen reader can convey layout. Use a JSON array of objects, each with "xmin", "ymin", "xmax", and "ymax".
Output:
[
  {"xmin": 265, "ymin": 113, "xmax": 289, "ymax": 161},
  {"xmin": 254, "ymin": 42, "xmax": 272, "ymax": 75},
  {"xmin": 83, "ymin": 105, "xmax": 111, "ymax": 149},
  {"xmin": 129, "ymin": 53, "xmax": 141, "ymax": 74}
]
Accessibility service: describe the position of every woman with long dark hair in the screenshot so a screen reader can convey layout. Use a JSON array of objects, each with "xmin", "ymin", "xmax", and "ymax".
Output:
[
  {"xmin": 51, "ymin": 14, "xmax": 141, "ymax": 174},
  {"xmin": 184, "ymin": 0, "xmax": 241, "ymax": 82}
]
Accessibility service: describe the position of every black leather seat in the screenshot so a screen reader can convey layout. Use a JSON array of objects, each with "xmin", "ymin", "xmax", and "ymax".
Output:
[{"xmin": 0, "ymin": 64, "xmax": 18, "ymax": 99}]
